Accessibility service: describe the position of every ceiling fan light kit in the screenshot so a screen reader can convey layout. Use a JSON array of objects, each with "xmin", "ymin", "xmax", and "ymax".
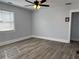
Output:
[
  {"xmin": 25, "ymin": 0, "xmax": 50, "ymax": 10},
  {"xmin": 33, "ymin": 5, "xmax": 41, "ymax": 10}
]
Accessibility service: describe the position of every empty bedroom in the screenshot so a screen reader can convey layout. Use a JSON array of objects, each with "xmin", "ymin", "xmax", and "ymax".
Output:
[{"xmin": 0, "ymin": 0, "xmax": 79, "ymax": 59}]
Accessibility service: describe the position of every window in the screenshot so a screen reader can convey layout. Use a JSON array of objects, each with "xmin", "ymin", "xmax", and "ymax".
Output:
[{"xmin": 0, "ymin": 10, "xmax": 15, "ymax": 31}]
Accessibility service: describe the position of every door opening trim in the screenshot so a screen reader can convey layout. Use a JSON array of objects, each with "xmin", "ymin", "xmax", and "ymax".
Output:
[{"xmin": 69, "ymin": 9, "xmax": 79, "ymax": 42}]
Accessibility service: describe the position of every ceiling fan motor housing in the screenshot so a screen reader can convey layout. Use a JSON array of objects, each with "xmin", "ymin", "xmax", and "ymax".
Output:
[{"xmin": 34, "ymin": 1, "xmax": 40, "ymax": 5}]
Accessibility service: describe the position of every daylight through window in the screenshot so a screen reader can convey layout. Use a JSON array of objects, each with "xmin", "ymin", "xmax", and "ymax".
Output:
[{"xmin": 0, "ymin": 10, "xmax": 15, "ymax": 31}]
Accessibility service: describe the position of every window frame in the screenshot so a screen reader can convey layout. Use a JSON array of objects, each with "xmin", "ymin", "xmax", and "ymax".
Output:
[{"xmin": 0, "ymin": 9, "xmax": 15, "ymax": 31}]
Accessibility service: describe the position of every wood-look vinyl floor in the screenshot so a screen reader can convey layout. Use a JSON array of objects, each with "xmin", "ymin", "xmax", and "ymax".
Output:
[{"xmin": 0, "ymin": 38, "xmax": 79, "ymax": 59}]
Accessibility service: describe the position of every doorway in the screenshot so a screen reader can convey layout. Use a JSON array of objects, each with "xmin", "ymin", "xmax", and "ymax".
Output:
[{"xmin": 70, "ymin": 12, "xmax": 79, "ymax": 41}]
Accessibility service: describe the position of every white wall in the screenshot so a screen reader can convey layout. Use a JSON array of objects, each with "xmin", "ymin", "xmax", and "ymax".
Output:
[
  {"xmin": 0, "ymin": 2, "xmax": 32, "ymax": 43},
  {"xmin": 32, "ymin": 5, "xmax": 70, "ymax": 43},
  {"xmin": 32, "ymin": 2, "xmax": 79, "ymax": 43},
  {"xmin": 1, "ymin": 1, "xmax": 79, "ymax": 44},
  {"xmin": 70, "ymin": 3, "xmax": 79, "ymax": 10}
]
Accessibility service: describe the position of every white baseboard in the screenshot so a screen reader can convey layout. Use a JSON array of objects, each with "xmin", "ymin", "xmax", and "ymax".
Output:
[
  {"xmin": 0, "ymin": 35, "xmax": 70, "ymax": 46},
  {"xmin": 0, "ymin": 36, "xmax": 32, "ymax": 46},
  {"xmin": 32, "ymin": 35, "xmax": 70, "ymax": 43}
]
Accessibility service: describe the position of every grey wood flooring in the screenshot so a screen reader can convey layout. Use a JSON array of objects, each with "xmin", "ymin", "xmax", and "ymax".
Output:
[{"xmin": 0, "ymin": 38, "xmax": 79, "ymax": 59}]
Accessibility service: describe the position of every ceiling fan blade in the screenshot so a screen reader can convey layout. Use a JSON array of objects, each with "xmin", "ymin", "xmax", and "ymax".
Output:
[
  {"xmin": 40, "ymin": 0, "xmax": 46, "ymax": 3},
  {"xmin": 40, "ymin": 4, "xmax": 49, "ymax": 7},
  {"xmin": 25, "ymin": 0, "xmax": 34, "ymax": 4}
]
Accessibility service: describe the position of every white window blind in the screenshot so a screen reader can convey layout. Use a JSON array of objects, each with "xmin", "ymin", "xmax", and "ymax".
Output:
[{"xmin": 0, "ymin": 10, "xmax": 15, "ymax": 31}]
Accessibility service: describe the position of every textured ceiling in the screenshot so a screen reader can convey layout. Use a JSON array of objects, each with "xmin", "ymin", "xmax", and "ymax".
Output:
[{"xmin": 0, "ymin": 0, "xmax": 79, "ymax": 10}]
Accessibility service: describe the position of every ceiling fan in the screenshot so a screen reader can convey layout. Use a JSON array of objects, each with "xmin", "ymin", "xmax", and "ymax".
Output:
[{"xmin": 25, "ymin": 0, "xmax": 50, "ymax": 9}]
